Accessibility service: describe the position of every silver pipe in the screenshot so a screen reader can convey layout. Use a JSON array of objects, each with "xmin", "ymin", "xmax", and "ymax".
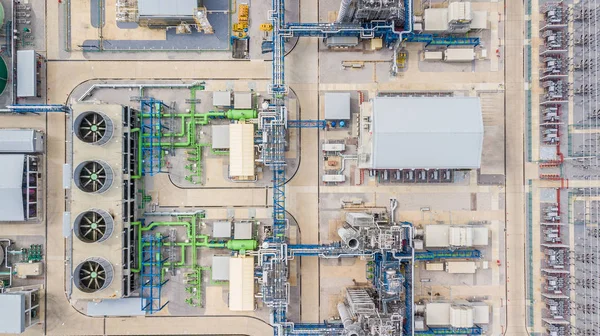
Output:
[
  {"xmin": 142, "ymin": 210, "xmax": 206, "ymax": 217},
  {"xmin": 78, "ymin": 83, "xmax": 199, "ymax": 101},
  {"xmin": 336, "ymin": 0, "xmax": 353, "ymax": 23},
  {"xmin": 338, "ymin": 155, "xmax": 358, "ymax": 174}
]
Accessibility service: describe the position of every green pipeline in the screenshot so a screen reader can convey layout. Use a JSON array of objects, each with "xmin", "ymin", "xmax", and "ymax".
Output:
[{"xmin": 141, "ymin": 109, "xmax": 256, "ymax": 121}]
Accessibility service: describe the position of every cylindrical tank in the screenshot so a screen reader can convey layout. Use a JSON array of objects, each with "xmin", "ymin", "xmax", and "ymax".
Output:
[
  {"xmin": 226, "ymin": 109, "xmax": 258, "ymax": 120},
  {"xmin": 226, "ymin": 239, "xmax": 258, "ymax": 251},
  {"xmin": 0, "ymin": 244, "xmax": 4, "ymax": 265},
  {"xmin": 338, "ymin": 227, "xmax": 360, "ymax": 250}
]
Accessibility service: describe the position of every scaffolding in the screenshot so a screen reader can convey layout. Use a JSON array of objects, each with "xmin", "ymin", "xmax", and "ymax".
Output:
[
  {"xmin": 140, "ymin": 233, "xmax": 169, "ymax": 314},
  {"xmin": 140, "ymin": 98, "xmax": 168, "ymax": 176}
]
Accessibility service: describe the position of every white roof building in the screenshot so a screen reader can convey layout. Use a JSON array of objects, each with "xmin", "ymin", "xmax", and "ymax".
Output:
[
  {"xmin": 228, "ymin": 257, "xmax": 255, "ymax": 311},
  {"xmin": 0, "ymin": 129, "xmax": 44, "ymax": 153},
  {"xmin": 359, "ymin": 97, "xmax": 483, "ymax": 170},
  {"xmin": 229, "ymin": 123, "xmax": 255, "ymax": 178}
]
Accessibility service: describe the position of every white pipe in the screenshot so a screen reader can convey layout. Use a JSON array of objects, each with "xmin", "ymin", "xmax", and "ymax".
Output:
[
  {"xmin": 78, "ymin": 83, "xmax": 199, "ymax": 101},
  {"xmin": 338, "ymin": 155, "xmax": 358, "ymax": 174}
]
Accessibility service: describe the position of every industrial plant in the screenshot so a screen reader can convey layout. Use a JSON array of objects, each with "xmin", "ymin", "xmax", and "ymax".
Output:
[{"xmin": 0, "ymin": 0, "xmax": 588, "ymax": 336}]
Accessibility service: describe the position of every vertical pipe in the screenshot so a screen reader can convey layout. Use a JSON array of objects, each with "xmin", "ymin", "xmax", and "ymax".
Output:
[{"xmin": 336, "ymin": 0, "xmax": 353, "ymax": 23}]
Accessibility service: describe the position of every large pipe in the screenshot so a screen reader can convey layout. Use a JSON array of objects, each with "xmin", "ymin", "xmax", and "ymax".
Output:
[
  {"xmin": 336, "ymin": 0, "xmax": 353, "ymax": 22},
  {"xmin": 337, "ymin": 303, "xmax": 362, "ymax": 336},
  {"xmin": 338, "ymin": 227, "xmax": 360, "ymax": 250},
  {"xmin": 337, "ymin": 303, "xmax": 353, "ymax": 328}
]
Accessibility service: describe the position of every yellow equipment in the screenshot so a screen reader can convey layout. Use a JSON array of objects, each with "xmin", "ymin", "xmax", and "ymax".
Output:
[
  {"xmin": 260, "ymin": 23, "xmax": 273, "ymax": 32},
  {"xmin": 238, "ymin": 4, "xmax": 249, "ymax": 22}
]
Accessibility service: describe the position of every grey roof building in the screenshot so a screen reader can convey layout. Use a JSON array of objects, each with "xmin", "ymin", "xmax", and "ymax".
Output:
[
  {"xmin": 361, "ymin": 97, "xmax": 484, "ymax": 169},
  {"xmin": 324, "ymin": 92, "xmax": 351, "ymax": 120},
  {"xmin": 0, "ymin": 155, "xmax": 26, "ymax": 221}
]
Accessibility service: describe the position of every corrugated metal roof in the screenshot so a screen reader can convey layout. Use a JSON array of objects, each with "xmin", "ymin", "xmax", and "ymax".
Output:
[
  {"xmin": 371, "ymin": 97, "xmax": 483, "ymax": 169},
  {"xmin": 0, "ymin": 154, "xmax": 25, "ymax": 221},
  {"xmin": 16, "ymin": 50, "xmax": 36, "ymax": 97},
  {"xmin": 229, "ymin": 124, "xmax": 255, "ymax": 177},
  {"xmin": 138, "ymin": 0, "xmax": 197, "ymax": 17},
  {"xmin": 0, "ymin": 293, "xmax": 25, "ymax": 333},
  {"xmin": 228, "ymin": 257, "xmax": 254, "ymax": 311},
  {"xmin": 325, "ymin": 92, "xmax": 351, "ymax": 120},
  {"xmin": 0, "ymin": 129, "xmax": 36, "ymax": 153}
]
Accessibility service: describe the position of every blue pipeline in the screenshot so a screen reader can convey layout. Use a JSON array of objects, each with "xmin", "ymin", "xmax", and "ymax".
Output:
[
  {"xmin": 288, "ymin": 322, "xmax": 345, "ymax": 335},
  {"xmin": 281, "ymin": 22, "xmax": 479, "ymax": 47},
  {"xmin": 415, "ymin": 326, "xmax": 483, "ymax": 335},
  {"xmin": 7, "ymin": 104, "xmax": 71, "ymax": 113},
  {"xmin": 414, "ymin": 249, "xmax": 482, "ymax": 260}
]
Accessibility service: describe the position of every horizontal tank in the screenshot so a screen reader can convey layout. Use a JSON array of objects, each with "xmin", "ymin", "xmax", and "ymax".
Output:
[
  {"xmin": 226, "ymin": 109, "xmax": 257, "ymax": 120},
  {"xmin": 226, "ymin": 239, "xmax": 258, "ymax": 251}
]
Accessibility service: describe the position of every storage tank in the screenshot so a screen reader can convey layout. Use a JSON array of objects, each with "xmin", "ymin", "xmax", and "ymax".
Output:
[
  {"xmin": 226, "ymin": 109, "xmax": 257, "ymax": 120},
  {"xmin": 226, "ymin": 239, "xmax": 258, "ymax": 251},
  {"xmin": 0, "ymin": 56, "xmax": 7, "ymax": 96}
]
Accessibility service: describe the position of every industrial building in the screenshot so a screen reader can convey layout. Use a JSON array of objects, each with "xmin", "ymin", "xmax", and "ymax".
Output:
[
  {"xmin": 415, "ymin": 225, "xmax": 489, "ymax": 249},
  {"xmin": 16, "ymin": 50, "xmax": 38, "ymax": 98},
  {"xmin": 358, "ymin": 97, "xmax": 484, "ymax": 170},
  {"xmin": 0, "ymin": 129, "xmax": 43, "ymax": 222},
  {"xmin": 0, "ymin": 288, "xmax": 41, "ymax": 334},
  {"xmin": 423, "ymin": 2, "xmax": 488, "ymax": 33},
  {"xmin": 0, "ymin": 0, "xmax": 518, "ymax": 334},
  {"xmin": 415, "ymin": 301, "xmax": 490, "ymax": 332},
  {"xmin": 324, "ymin": 92, "xmax": 351, "ymax": 122},
  {"xmin": 136, "ymin": 0, "xmax": 213, "ymax": 31}
]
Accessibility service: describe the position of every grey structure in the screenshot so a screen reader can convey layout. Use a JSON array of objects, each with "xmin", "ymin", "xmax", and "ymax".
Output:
[
  {"xmin": 138, "ymin": 0, "xmax": 199, "ymax": 27},
  {"xmin": 0, "ymin": 288, "xmax": 40, "ymax": 333},
  {"xmin": 211, "ymin": 125, "xmax": 230, "ymax": 149},
  {"xmin": 0, "ymin": 129, "xmax": 44, "ymax": 153},
  {"xmin": 0, "ymin": 155, "xmax": 26, "ymax": 221},
  {"xmin": 16, "ymin": 50, "xmax": 37, "ymax": 98},
  {"xmin": 325, "ymin": 92, "xmax": 351, "ymax": 120},
  {"xmin": 0, "ymin": 293, "xmax": 26, "ymax": 333},
  {"xmin": 234, "ymin": 221, "xmax": 253, "ymax": 240},
  {"xmin": 212, "ymin": 221, "xmax": 232, "ymax": 238},
  {"xmin": 211, "ymin": 255, "xmax": 230, "ymax": 281},
  {"xmin": 370, "ymin": 97, "xmax": 483, "ymax": 169},
  {"xmin": 87, "ymin": 298, "xmax": 145, "ymax": 316}
]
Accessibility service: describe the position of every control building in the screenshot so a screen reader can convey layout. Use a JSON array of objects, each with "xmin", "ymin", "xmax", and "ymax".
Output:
[{"xmin": 358, "ymin": 96, "xmax": 484, "ymax": 170}]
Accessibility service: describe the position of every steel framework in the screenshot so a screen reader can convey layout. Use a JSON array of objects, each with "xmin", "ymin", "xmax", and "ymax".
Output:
[{"xmin": 140, "ymin": 233, "xmax": 169, "ymax": 314}]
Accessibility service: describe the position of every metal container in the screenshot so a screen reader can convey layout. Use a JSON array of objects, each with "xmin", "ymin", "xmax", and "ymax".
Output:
[
  {"xmin": 226, "ymin": 239, "xmax": 258, "ymax": 251},
  {"xmin": 226, "ymin": 109, "xmax": 257, "ymax": 120}
]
